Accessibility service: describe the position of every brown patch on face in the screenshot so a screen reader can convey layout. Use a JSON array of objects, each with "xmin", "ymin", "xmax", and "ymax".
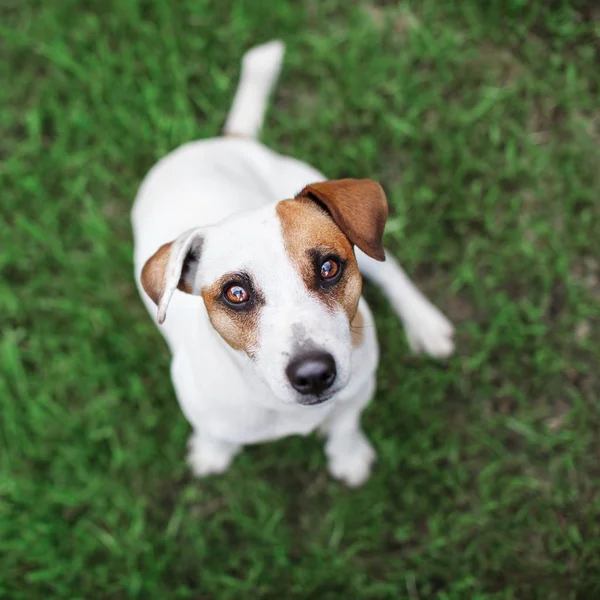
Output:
[
  {"xmin": 201, "ymin": 274, "xmax": 263, "ymax": 356},
  {"xmin": 276, "ymin": 199, "xmax": 363, "ymax": 321},
  {"xmin": 351, "ymin": 308, "xmax": 365, "ymax": 347}
]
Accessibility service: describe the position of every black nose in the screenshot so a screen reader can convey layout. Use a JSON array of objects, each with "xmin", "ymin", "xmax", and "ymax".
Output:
[{"xmin": 286, "ymin": 351, "xmax": 337, "ymax": 396}]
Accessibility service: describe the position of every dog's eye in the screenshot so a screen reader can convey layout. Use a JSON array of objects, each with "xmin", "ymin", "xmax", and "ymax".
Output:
[
  {"xmin": 320, "ymin": 259, "xmax": 340, "ymax": 281},
  {"xmin": 225, "ymin": 284, "xmax": 249, "ymax": 305}
]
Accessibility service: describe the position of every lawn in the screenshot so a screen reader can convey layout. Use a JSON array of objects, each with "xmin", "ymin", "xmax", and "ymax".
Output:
[{"xmin": 1, "ymin": 1, "xmax": 599, "ymax": 598}]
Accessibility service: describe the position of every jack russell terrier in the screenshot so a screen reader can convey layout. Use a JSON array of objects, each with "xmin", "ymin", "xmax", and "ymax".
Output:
[{"xmin": 132, "ymin": 41, "xmax": 454, "ymax": 487}]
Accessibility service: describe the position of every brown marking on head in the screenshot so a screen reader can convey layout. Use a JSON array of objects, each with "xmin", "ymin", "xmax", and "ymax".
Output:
[
  {"xmin": 141, "ymin": 241, "xmax": 193, "ymax": 306},
  {"xmin": 351, "ymin": 308, "xmax": 365, "ymax": 347},
  {"xmin": 201, "ymin": 274, "xmax": 264, "ymax": 356},
  {"xmin": 295, "ymin": 178, "xmax": 388, "ymax": 261},
  {"xmin": 277, "ymin": 199, "xmax": 362, "ymax": 321}
]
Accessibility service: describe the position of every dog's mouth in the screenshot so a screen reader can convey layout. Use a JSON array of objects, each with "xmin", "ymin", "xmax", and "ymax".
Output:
[{"xmin": 296, "ymin": 392, "xmax": 336, "ymax": 406}]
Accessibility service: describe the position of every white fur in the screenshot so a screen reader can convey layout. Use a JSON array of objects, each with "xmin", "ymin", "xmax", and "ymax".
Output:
[{"xmin": 132, "ymin": 41, "xmax": 454, "ymax": 486}]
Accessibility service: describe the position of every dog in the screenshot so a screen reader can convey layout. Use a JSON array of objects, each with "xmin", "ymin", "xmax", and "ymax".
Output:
[{"xmin": 132, "ymin": 41, "xmax": 454, "ymax": 487}]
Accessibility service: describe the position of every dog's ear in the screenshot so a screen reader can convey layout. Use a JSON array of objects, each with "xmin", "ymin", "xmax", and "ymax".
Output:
[
  {"xmin": 295, "ymin": 179, "xmax": 388, "ymax": 261},
  {"xmin": 141, "ymin": 228, "xmax": 204, "ymax": 324}
]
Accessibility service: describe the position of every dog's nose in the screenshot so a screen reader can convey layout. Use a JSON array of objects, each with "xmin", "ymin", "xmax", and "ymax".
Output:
[{"xmin": 286, "ymin": 351, "xmax": 336, "ymax": 396}]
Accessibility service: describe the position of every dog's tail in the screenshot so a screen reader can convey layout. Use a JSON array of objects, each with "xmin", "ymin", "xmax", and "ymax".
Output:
[{"xmin": 223, "ymin": 40, "xmax": 285, "ymax": 139}]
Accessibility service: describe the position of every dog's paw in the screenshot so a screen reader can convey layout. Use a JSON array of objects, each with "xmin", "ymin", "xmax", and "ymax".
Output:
[
  {"xmin": 404, "ymin": 303, "xmax": 455, "ymax": 359},
  {"xmin": 327, "ymin": 432, "xmax": 376, "ymax": 488},
  {"xmin": 186, "ymin": 434, "xmax": 237, "ymax": 478}
]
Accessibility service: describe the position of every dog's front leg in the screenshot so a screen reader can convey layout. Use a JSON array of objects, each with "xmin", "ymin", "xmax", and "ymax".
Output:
[
  {"xmin": 321, "ymin": 378, "xmax": 377, "ymax": 488},
  {"xmin": 355, "ymin": 248, "xmax": 455, "ymax": 358},
  {"xmin": 171, "ymin": 356, "xmax": 241, "ymax": 477},
  {"xmin": 187, "ymin": 431, "xmax": 241, "ymax": 477}
]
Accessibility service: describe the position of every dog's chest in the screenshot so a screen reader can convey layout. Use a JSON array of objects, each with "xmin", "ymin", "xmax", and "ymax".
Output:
[{"xmin": 203, "ymin": 401, "xmax": 334, "ymax": 445}]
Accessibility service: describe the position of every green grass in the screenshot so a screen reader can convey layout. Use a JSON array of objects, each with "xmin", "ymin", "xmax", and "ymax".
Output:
[{"xmin": 1, "ymin": 0, "xmax": 599, "ymax": 598}]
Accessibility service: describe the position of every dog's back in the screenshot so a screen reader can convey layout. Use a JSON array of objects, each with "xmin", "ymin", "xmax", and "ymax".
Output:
[{"xmin": 132, "ymin": 41, "xmax": 288, "ymax": 254}]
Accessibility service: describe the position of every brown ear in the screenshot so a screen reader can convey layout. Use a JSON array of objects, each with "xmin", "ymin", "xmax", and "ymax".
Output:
[
  {"xmin": 295, "ymin": 179, "xmax": 388, "ymax": 261},
  {"xmin": 140, "ymin": 228, "xmax": 204, "ymax": 324}
]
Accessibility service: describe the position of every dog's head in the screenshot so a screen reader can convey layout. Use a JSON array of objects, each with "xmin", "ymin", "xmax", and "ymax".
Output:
[{"xmin": 141, "ymin": 179, "xmax": 388, "ymax": 407}]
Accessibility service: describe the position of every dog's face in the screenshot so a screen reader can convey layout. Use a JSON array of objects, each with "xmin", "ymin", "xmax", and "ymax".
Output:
[{"xmin": 141, "ymin": 179, "xmax": 388, "ymax": 407}]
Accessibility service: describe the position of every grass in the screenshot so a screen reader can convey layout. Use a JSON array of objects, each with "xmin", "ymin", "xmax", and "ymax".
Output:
[{"xmin": 1, "ymin": 0, "xmax": 599, "ymax": 598}]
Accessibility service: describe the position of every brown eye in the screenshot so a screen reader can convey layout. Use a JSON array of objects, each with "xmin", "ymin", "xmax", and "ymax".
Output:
[
  {"xmin": 320, "ymin": 259, "xmax": 340, "ymax": 280},
  {"xmin": 225, "ymin": 284, "xmax": 249, "ymax": 305}
]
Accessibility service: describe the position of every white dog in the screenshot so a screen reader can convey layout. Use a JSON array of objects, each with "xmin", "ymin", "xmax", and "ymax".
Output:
[{"xmin": 132, "ymin": 41, "xmax": 454, "ymax": 487}]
